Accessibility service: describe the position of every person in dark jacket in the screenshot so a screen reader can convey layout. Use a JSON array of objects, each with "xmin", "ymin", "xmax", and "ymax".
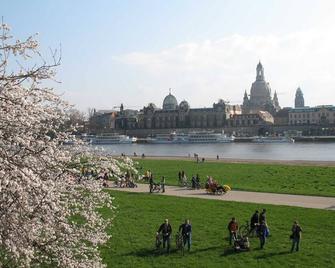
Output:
[
  {"xmin": 179, "ymin": 219, "xmax": 192, "ymax": 251},
  {"xmin": 149, "ymin": 176, "xmax": 154, "ymax": 193},
  {"xmin": 160, "ymin": 176, "xmax": 165, "ymax": 193},
  {"xmin": 291, "ymin": 221, "xmax": 302, "ymax": 252},
  {"xmin": 258, "ymin": 220, "xmax": 267, "ymax": 249},
  {"xmin": 157, "ymin": 219, "xmax": 172, "ymax": 253},
  {"xmin": 259, "ymin": 209, "xmax": 266, "ymax": 224},
  {"xmin": 227, "ymin": 217, "xmax": 239, "ymax": 245},
  {"xmin": 250, "ymin": 210, "xmax": 259, "ymax": 235}
]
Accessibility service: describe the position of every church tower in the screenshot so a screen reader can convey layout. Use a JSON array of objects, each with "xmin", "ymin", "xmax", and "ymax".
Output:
[
  {"xmin": 295, "ymin": 87, "xmax": 304, "ymax": 108},
  {"xmin": 256, "ymin": 61, "xmax": 265, "ymax": 81},
  {"xmin": 273, "ymin": 91, "xmax": 280, "ymax": 111},
  {"xmin": 242, "ymin": 90, "xmax": 250, "ymax": 113}
]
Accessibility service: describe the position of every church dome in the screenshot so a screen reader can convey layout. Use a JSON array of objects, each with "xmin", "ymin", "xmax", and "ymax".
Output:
[
  {"xmin": 163, "ymin": 93, "xmax": 178, "ymax": 110},
  {"xmin": 179, "ymin": 100, "xmax": 190, "ymax": 111}
]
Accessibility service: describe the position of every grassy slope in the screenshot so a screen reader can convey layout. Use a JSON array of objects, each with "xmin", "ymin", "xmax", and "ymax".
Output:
[
  {"xmin": 100, "ymin": 191, "xmax": 335, "ymax": 268},
  {"xmin": 135, "ymin": 159, "xmax": 335, "ymax": 197}
]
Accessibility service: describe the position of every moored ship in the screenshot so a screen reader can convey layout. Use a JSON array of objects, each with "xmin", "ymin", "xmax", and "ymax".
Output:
[
  {"xmin": 252, "ymin": 136, "xmax": 295, "ymax": 143},
  {"xmin": 90, "ymin": 133, "xmax": 137, "ymax": 144},
  {"xmin": 146, "ymin": 131, "xmax": 234, "ymax": 144}
]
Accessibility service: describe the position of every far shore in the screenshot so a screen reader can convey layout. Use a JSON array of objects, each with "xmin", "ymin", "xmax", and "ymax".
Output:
[{"xmin": 128, "ymin": 155, "xmax": 335, "ymax": 166}]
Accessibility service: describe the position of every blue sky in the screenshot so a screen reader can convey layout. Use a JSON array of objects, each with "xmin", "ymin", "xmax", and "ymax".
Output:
[{"xmin": 3, "ymin": 0, "xmax": 335, "ymax": 111}]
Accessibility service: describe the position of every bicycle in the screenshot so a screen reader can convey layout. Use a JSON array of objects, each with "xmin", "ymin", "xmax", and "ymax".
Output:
[
  {"xmin": 175, "ymin": 232, "xmax": 185, "ymax": 256},
  {"xmin": 239, "ymin": 221, "xmax": 258, "ymax": 238}
]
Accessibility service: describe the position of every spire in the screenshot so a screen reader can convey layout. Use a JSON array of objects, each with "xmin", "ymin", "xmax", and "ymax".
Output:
[
  {"xmin": 295, "ymin": 87, "xmax": 304, "ymax": 108},
  {"xmin": 256, "ymin": 61, "xmax": 265, "ymax": 81},
  {"xmin": 169, "ymin": 88, "xmax": 171, "ymax": 95}
]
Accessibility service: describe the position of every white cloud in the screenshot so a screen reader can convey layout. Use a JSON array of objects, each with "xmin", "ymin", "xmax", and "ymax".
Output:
[{"xmin": 114, "ymin": 27, "xmax": 335, "ymax": 108}]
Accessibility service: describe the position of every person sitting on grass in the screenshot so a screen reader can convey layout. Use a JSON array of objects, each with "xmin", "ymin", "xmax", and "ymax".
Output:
[
  {"xmin": 290, "ymin": 220, "xmax": 302, "ymax": 252},
  {"xmin": 179, "ymin": 219, "xmax": 192, "ymax": 252},
  {"xmin": 227, "ymin": 217, "xmax": 239, "ymax": 245},
  {"xmin": 157, "ymin": 219, "xmax": 172, "ymax": 253}
]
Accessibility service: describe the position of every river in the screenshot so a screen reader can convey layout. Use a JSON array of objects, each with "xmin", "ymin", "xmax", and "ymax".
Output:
[{"xmin": 95, "ymin": 142, "xmax": 335, "ymax": 161}]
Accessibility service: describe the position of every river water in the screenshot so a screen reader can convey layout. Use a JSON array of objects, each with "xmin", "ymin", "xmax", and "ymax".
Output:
[{"xmin": 96, "ymin": 143, "xmax": 335, "ymax": 161}]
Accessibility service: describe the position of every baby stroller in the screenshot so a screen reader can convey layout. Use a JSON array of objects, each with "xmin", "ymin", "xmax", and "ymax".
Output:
[
  {"xmin": 152, "ymin": 183, "xmax": 161, "ymax": 193},
  {"xmin": 233, "ymin": 235, "xmax": 250, "ymax": 252}
]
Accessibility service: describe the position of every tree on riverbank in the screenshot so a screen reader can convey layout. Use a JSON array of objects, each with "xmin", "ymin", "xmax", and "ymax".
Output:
[{"xmin": 0, "ymin": 22, "xmax": 135, "ymax": 267}]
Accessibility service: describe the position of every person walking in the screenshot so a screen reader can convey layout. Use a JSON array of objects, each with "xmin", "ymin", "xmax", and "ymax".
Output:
[
  {"xmin": 157, "ymin": 219, "xmax": 172, "ymax": 253},
  {"xmin": 258, "ymin": 220, "xmax": 267, "ymax": 249},
  {"xmin": 227, "ymin": 217, "xmax": 239, "ymax": 245},
  {"xmin": 161, "ymin": 176, "xmax": 166, "ymax": 193},
  {"xmin": 179, "ymin": 219, "xmax": 192, "ymax": 251},
  {"xmin": 290, "ymin": 221, "xmax": 302, "ymax": 252}
]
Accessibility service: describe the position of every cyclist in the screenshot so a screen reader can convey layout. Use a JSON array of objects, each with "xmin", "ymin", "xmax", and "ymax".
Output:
[
  {"xmin": 179, "ymin": 219, "xmax": 192, "ymax": 251},
  {"xmin": 157, "ymin": 219, "xmax": 172, "ymax": 253}
]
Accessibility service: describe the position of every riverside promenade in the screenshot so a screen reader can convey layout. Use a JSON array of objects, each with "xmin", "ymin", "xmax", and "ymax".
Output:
[{"xmin": 110, "ymin": 184, "xmax": 335, "ymax": 210}]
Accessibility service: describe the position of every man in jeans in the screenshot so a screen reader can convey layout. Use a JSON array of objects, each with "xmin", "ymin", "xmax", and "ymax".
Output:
[
  {"xmin": 227, "ymin": 217, "xmax": 239, "ymax": 245},
  {"xmin": 291, "ymin": 221, "xmax": 302, "ymax": 252},
  {"xmin": 157, "ymin": 219, "xmax": 172, "ymax": 253},
  {"xmin": 179, "ymin": 219, "xmax": 192, "ymax": 251}
]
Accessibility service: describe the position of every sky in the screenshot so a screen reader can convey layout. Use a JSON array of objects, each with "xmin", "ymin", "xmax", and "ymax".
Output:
[{"xmin": 2, "ymin": 0, "xmax": 335, "ymax": 112}]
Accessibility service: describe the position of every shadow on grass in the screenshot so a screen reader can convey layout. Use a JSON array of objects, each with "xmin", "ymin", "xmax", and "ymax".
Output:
[
  {"xmin": 255, "ymin": 250, "xmax": 291, "ymax": 259},
  {"xmin": 123, "ymin": 246, "xmax": 222, "ymax": 258}
]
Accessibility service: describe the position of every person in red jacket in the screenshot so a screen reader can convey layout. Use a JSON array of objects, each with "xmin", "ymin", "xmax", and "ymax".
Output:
[{"xmin": 227, "ymin": 217, "xmax": 239, "ymax": 245}]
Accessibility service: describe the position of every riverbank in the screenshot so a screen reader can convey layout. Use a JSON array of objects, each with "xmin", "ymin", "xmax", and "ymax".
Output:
[{"xmin": 133, "ymin": 155, "xmax": 335, "ymax": 166}]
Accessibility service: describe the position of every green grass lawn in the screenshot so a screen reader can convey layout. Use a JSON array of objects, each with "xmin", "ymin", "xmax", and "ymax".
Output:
[
  {"xmin": 135, "ymin": 159, "xmax": 335, "ymax": 197},
  {"xmin": 100, "ymin": 191, "xmax": 335, "ymax": 268}
]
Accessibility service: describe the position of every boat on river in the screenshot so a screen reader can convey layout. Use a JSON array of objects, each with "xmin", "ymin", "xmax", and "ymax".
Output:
[
  {"xmin": 146, "ymin": 131, "xmax": 234, "ymax": 144},
  {"xmin": 89, "ymin": 133, "xmax": 137, "ymax": 145},
  {"xmin": 252, "ymin": 136, "xmax": 295, "ymax": 143}
]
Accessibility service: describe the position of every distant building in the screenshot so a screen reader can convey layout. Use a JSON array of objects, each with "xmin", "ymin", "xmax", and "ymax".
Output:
[
  {"xmin": 295, "ymin": 87, "xmax": 305, "ymax": 108},
  {"xmin": 138, "ymin": 92, "xmax": 241, "ymax": 129},
  {"xmin": 88, "ymin": 109, "xmax": 117, "ymax": 131},
  {"xmin": 289, "ymin": 105, "xmax": 335, "ymax": 125},
  {"xmin": 228, "ymin": 111, "xmax": 274, "ymax": 127},
  {"xmin": 242, "ymin": 62, "xmax": 280, "ymax": 115},
  {"xmin": 274, "ymin": 107, "xmax": 291, "ymax": 125}
]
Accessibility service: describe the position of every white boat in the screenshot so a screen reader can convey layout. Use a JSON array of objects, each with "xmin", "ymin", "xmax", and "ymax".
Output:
[
  {"xmin": 252, "ymin": 136, "xmax": 295, "ymax": 143},
  {"xmin": 146, "ymin": 131, "xmax": 234, "ymax": 144},
  {"xmin": 90, "ymin": 133, "xmax": 136, "ymax": 144}
]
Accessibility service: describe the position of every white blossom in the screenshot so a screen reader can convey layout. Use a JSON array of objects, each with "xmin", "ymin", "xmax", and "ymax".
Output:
[{"xmin": 0, "ymin": 22, "xmax": 135, "ymax": 267}]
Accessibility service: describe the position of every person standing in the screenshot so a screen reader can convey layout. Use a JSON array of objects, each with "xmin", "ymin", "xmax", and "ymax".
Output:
[
  {"xmin": 179, "ymin": 219, "xmax": 192, "ymax": 251},
  {"xmin": 227, "ymin": 217, "xmax": 239, "ymax": 245},
  {"xmin": 291, "ymin": 221, "xmax": 302, "ymax": 252},
  {"xmin": 157, "ymin": 219, "xmax": 172, "ymax": 253},
  {"xmin": 161, "ymin": 176, "xmax": 166, "ymax": 193},
  {"xmin": 259, "ymin": 209, "xmax": 267, "ymax": 224},
  {"xmin": 149, "ymin": 176, "xmax": 153, "ymax": 193},
  {"xmin": 250, "ymin": 210, "xmax": 259, "ymax": 235},
  {"xmin": 258, "ymin": 220, "xmax": 267, "ymax": 249}
]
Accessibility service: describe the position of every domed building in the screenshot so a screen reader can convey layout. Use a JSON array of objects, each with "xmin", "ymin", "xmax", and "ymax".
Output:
[
  {"xmin": 163, "ymin": 92, "xmax": 178, "ymax": 110},
  {"xmin": 138, "ymin": 90, "xmax": 241, "ymax": 129},
  {"xmin": 243, "ymin": 62, "xmax": 280, "ymax": 115}
]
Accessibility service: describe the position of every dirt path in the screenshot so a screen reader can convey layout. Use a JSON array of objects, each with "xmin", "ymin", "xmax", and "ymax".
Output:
[{"xmin": 110, "ymin": 184, "xmax": 335, "ymax": 210}]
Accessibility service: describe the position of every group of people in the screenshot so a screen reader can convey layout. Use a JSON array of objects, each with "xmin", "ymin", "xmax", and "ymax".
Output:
[
  {"xmin": 156, "ymin": 219, "xmax": 192, "ymax": 253},
  {"xmin": 148, "ymin": 174, "xmax": 165, "ymax": 193},
  {"xmin": 228, "ymin": 209, "xmax": 303, "ymax": 252},
  {"xmin": 178, "ymin": 171, "xmax": 201, "ymax": 189}
]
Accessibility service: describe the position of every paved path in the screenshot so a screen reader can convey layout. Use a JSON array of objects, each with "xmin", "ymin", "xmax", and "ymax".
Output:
[{"xmin": 110, "ymin": 184, "xmax": 335, "ymax": 210}]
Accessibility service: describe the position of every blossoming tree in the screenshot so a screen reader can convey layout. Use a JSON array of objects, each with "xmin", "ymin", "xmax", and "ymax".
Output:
[{"xmin": 0, "ymin": 22, "xmax": 136, "ymax": 267}]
